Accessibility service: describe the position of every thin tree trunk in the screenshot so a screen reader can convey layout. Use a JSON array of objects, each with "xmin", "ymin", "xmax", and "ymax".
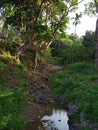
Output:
[
  {"xmin": 32, "ymin": 50, "xmax": 37, "ymax": 70},
  {"xmin": 32, "ymin": 50, "xmax": 38, "ymax": 80},
  {"xmin": 94, "ymin": 0, "xmax": 98, "ymax": 71},
  {"xmin": 2, "ymin": 21, "xmax": 8, "ymax": 39},
  {"xmin": 2, "ymin": 21, "xmax": 8, "ymax": 42},
  {"xmin": 75, "ymin": 25, "xmax": 77, "ymax": 36},
  {"xmin": 95, "ymin": 18, "xmax": 98, "ymax": 71},
  {"xmin": 74, "ymin": 25, "xmax": 77, "ymax": 43}
]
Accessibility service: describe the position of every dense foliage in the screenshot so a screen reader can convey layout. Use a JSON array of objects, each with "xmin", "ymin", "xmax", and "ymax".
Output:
[
  {"xmin": 51, "ymin": 62, "xmax": 98, "ymax": 122},
  {"xmin": 0, "ymin": 61, "xmax": 29, "ymax": 130},
  {"xmin": 0, "ymin": 0, "xmax": 97, "ymax": 130},
  {"xmin": 50, "ymin": 31, "xmax": 95, "ymax": 65},
  {"xmin": 0, "ymin": 0, "xmax": 80, "ymax": 54}
]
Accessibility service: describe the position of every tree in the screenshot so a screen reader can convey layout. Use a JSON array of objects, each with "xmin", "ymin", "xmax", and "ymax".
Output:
[
  {"xmin": 85, "ymin": 0, "xmax": 98, "ymax": 71},
  {"xmin": 69, "ymin": 33, "xmax": 82, "ymax": 44},
  {"xmin": 82, "ymin": 30, "xmax": 95, "ymax": 60},
  {"xmin": 50, "ymin": 40, "xmax": 66, "ymax": 57},
  {"xmin": 72, "ymin": 12, "xmax": 82, "ymax": 35},
  {"xmin": 82, "ymin": 30, "xmax": 95, "ymax": 48},
  {"xmin": 0, "ymin": 0, "xmax": 83, "ymax": 68},
  {"xmin": 94, "ymin": 0, "xmax": 98, "ymax": 71}
]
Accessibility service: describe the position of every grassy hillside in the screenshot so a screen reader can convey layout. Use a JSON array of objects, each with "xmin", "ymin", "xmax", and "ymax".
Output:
[{"xmin": 0, "ymin": 58, "xmax": 30, "ymax": 130}]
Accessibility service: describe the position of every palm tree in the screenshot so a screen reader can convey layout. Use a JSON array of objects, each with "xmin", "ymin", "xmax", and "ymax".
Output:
[{"xmin": 73, "ymin": 13, "xmax": 82, "ymax": 35}]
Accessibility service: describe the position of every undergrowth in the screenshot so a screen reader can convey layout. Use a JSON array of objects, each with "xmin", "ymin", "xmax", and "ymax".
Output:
[
  {"xmin": 0, "ymin": 60, "xmax": 30, "ymax": 130},
  {"xmin": 51, "ymin": 62, "xmax": 98, "ymax": 123}
]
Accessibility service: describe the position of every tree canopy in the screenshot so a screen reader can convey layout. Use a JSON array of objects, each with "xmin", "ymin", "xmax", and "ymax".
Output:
[{"xmin": 0, "ymin": 0, "xmax": 83, "ymax": 53}]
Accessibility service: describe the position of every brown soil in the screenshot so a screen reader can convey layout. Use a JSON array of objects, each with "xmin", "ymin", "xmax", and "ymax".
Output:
[{"xmin": 29, "ymin": 63, "xmax": 62, "ymax": 82}]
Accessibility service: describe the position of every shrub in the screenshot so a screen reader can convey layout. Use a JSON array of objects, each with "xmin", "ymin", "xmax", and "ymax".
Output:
[
  {"xmin": 0, "ymin": 90, "xmax": 26, "ymax": 130},
  {"xmin": 0, "ymin": 61, "xmax": 29, "ymax": 130},
  {"xmin": 61, "ymin": 44, "xmax": 86, "ymax": 65},
  {"xmin": 51, "ymin": 62, "xmax": 98, "ymax": 123}
]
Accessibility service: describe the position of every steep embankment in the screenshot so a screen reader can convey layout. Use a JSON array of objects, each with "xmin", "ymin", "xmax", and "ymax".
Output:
[{"xmin": 0, "ymin": 60, "xmax": 30, "ymax": 130}]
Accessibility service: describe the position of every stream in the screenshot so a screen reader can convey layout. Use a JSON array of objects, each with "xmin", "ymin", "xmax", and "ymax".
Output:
[{"xmin": 26, "ymin": 103, "xmax": 69, "ymax": 130}]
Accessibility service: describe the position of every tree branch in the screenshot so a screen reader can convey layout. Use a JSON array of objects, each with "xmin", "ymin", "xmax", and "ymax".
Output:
[
  {"xmin": 16, "ymin": 0, "xmax": 84, "ymax": 53},
  {"xmin": 30, "ymin": 0, "xmax": 45, "ymax": 42}
]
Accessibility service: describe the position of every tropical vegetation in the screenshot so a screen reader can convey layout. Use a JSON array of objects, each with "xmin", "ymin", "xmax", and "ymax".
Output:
[{"xmin": 0, "ymin": 0, "xmax": 98, "ymax": 130}]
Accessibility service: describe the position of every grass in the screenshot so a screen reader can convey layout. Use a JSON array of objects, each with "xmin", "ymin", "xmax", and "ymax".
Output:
[
  {"xmin": 0, "ymin": 60, "xmax": 30, "ymax": 130},
  {"xmin": 51, "ymin": 62, "xmax": 98, "ymax": 123}
]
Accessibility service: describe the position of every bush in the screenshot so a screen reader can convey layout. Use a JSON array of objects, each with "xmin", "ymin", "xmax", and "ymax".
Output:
[
  {"xmin": 50, "ymin": 31, "xmax": 95, "ymax": 65},
  {"xmin": 50, "ymin": 40, "xmax": 66, "ymax": 57},
  {"xmin": 0, "ymin": 90, "xmax": 26, "ymax": 130},
  {"xmin": 51, "ymin": 62, "xmax": 98, "ymax": 123},
  {"xmin": 61, "ymin": 44, "xmax": 86, "ymax": 65},
  {"xmin": 0, "ymin": 61, "xmax": 29, "ymax": 130}
]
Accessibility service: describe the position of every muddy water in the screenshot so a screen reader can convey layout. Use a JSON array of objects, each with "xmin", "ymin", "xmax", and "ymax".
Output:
[{"xmin": 26, "ymin": 103, "xmax": 69, "ymax": 130}]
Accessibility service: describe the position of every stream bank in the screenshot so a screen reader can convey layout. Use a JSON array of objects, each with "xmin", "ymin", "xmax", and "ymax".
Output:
[
  {"xmin": 24, "ymin": 63, "xmax": 97, "ymax": 130},
  {"xmin": 25, "ymin": 103, "xmax": 69, "ymax": 130},
  {"xmin": 24, "ymin": 63, "xmax": 69, "ymax": 130}
]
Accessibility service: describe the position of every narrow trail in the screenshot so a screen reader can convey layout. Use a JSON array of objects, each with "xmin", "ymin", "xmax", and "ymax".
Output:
[{"xmin": 32, "ymin": 64, "xmax": 62, "ymax": 104}]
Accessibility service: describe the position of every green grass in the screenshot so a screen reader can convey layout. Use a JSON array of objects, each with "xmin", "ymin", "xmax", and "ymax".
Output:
[
  {"xmin": 51, "ymin": 62, "xmax": 98, "ymax": 123},
  {"xmin": 0, "ymin": 61, "xmax": 30, "ymax": 130}
]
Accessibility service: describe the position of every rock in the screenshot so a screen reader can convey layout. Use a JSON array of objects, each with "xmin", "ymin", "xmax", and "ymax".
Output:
[
  {"xmin": 33, "ymin": 82, "xmax": 55, "ymax": 104},
  {"xmin": 37, "ymin": 95, "xmax": 50, "ymax": 104},
  {"xmin": 54, "ymin": 127, "xmax": 58, "ymax": 130},
  {"xmin": 67, "ymin": 103, "xmax": 77, "ymax": 116},
  {"xmin": 81, "ymin": 121, "xmax": 88, "ymax": 127},
  {"xmin": 68, "ymin": 123, "xmax": 80, "ymax": 130},
  {"xmin": 80, "ymin": 111, "xmax": 85, "ymax": 123},
  {"xmin": 68, "ymin": 116, "xmax": 81, "ymax": 130},
  {"xmin": 91, "ymin": 123, "xmax": 98, "ymax": 130},
  {"xmin": 34, "ymin": 91, "xmax": 54, "ymax": 104},
  {"xmin": 73, "ymin": 123, "xmax": 80, "ymax": 130}
]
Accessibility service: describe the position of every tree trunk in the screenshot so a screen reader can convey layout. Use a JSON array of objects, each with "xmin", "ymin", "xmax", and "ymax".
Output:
[
  {"xmin": 94, "ymin": 0, "xmax": 98, "ymax": 71},
  {"xmin": 95, "ymin": 18, "xmax": 98, "ymax": 71},
  {"xmin": 75, "ymin": 25, "xmax": 77, "ymax": 36},
  {"xmin": 2, "ymin": 21, "xmax": 8, "ymax": 41},
  {"xmin": 32, "ymin": 50, "xmax": 37, "ymax": 70}
]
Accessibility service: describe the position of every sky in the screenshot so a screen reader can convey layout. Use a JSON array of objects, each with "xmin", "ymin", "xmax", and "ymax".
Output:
[{"xmin": 67, "ymin": 0, "xmax": 97, "ymax": 37}]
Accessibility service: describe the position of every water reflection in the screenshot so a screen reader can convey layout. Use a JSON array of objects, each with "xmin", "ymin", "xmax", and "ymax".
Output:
[
  {"xmin": 25, "ymin": 103, "xmax": 69, "ymax": 130},
  {"xmin": 41, "ymin": 104, "xmax": 69, "ymax": 130}
]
